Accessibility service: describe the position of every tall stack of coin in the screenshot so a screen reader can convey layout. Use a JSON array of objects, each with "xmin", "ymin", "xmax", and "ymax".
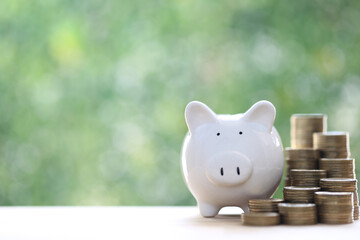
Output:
[
  {"xmin": 283, "ymin": 186, "xmax": 320, "ymax": 203},
  {"xmin": 290, "ymin": 169, "xmax": 327, "ymax": 187},
  {"xmin": 283, "ymin": 112, "xmax": 359, "ymax": 224},
  {"xmin": 285, "ymin": 148, "xmax": 320, "ymax": 186},
  {"xmin": 242, "ymin": 212, "xmax": 281, "ymax": 226},
  {"xmin": 315, "ymin": 191, "xmax": 354, "ymax": 224},
  {"xmin": 248, "ymin": 199, "xmax": 284, "ymax": 213},
  {"xmin": 290, "ymin": 114, "xmax": 327, "ymax": 149},
  {"xmin": 319, "ymin": 158, "xmax": 356, "ymax": 178},
  {"xmin": 278, "ymin": 203, "xmax": 317, "ymax": 225},
  {"xmin": 313, "ymin": 131, "xmax": 350, "ymax": 158},
  {"xmin": 320, "ymin": 178, "xmax": 359, "ymax": 220}
]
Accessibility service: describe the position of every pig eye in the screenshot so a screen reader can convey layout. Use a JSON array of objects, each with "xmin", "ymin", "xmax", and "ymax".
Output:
[
  {"xmin": 216, "ymin": 132, "xmax": 220, "ymax": 136},
  {"xmin": 239, "ymin": 131, "xmax": 243, "ymax": 135}
]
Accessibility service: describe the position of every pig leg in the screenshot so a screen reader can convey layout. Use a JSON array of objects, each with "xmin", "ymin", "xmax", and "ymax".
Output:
[
  {"xmin": 240, "ymin": 204, "xmax": 250, "ymax": 213},
  {"xmin": 198, "ymin": 202, "xmax": 220, "ymax": 217}
]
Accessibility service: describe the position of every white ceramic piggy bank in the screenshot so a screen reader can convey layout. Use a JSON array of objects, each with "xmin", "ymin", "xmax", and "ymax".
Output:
[{"xmin": 181, "ymin": 100, "xmax": 284, "ymax": 217}]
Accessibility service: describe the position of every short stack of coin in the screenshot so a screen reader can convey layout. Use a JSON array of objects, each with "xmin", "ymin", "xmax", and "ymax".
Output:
[
  {"xmin": 242, "ymin": 212, "xmax": 281, "ymax": 226},
  {"xmin": 278, "ymin": 203, "xmax": 317, "ymax": 225},
  {"xmin": 320, "ymin": 178, "xmax": 357, "ymax": 192},
  {"xmin": 285, "ymin": 148, "xmax": 320, "ymax": 186},
  {"xmin": 313, "ymin": 131, "xmax": 350, "ymax": 158},
  {"xmin": 248, "ymin": 199, "xmax": 284, "ymax": 213},
  {"xmin": 283, "ymin": 186, "xmax": 320, "ymax": 203},
  {"xmin": 315, "ymin": 191, "xmax": 354, "ymax": 224},
  {"xmin": 290, "ymin": 114, "xmax": 327, "ymax": 149},
  {"xmin": 319, "ymin": 158, "xmax": 356, "ymax": 178},
  {"xmin": 320, "ymin": 178, "xmax": 359, "ymax": 220},
  {"xmin": 286, "ymin": 148, "xmax": 319, "ymax": 169},
  {"xmin": 290, "ymin": 169, "xmax": 327, "ymax": 187}
]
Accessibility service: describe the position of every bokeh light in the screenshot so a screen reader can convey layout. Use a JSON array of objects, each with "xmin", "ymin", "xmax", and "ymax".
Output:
[{"xmin": 0, "ymin": 0, "xmax": 360, "ymax": 205}]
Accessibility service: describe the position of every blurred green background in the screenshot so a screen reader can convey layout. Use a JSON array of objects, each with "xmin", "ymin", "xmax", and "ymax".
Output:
[{"xmin": 1, "ymin": 0, "xmax": 360, "ymax": 205}]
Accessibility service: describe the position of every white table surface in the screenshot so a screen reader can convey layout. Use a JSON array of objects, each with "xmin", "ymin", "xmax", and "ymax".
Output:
[{"xmin": 0, "ymin": 206, "xmax": 359, "ymax": 240}]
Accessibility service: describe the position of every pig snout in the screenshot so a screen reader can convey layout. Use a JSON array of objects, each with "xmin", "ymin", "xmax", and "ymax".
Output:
[{"xmin": 206, "ymin": 152, "xmax": 253, "ymax": 187}]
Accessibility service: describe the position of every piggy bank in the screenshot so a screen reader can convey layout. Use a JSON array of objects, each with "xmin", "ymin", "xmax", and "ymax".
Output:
[{"xmin": 181, "ymin": 100, "xmax": 284, "ymax": 217}]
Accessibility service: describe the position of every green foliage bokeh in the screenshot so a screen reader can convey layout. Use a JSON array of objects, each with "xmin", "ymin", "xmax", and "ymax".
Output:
[{"xmin": 1, "ymin": 0, "xmax": 360, "ymax": 205}]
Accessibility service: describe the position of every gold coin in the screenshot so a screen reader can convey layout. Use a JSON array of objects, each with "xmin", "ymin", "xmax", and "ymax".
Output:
[
  {"xmin": 315, "ymin": 191, "xmax": 353, "ymax": 205},
  {"xmin": 242, "ymin": 212, "xmax": 281, "ymax": 226},
  {"xmin": 314, "ymin": 191, "xmax": 354, "ymax": 224},
  {"xmin": 319, "ymin": 158, "xmax": 355, "ymax": 178},
  {"xmin": 290, "ymin": 169, "xmax": 327, "ymax": 187},
  {"xmin": 248, "ymin": 198, "xmax": 284, "ymax": 213},
  {"xmin": 278, "ymin": 203, "xmax": 317, "ymax": 225},
  {"xmin": 320, "ymin": 178, "xmax": 357, "ymax": 192},
  {"xmin": 286, "ymin": 148, "xmax": 320, "ymax": 160},
  {"xmin": 313, "ymin": 132, "xmax": 350, "ymax": 158},
  {"xmin": 354, "ymin": 205, "xmax": 359, "ymax": 220},
  {"xmin": 287, "ymin": 159, "xmax": 318, "ymax": 169},
  {"xmin": 290, "ymin": 114, "xmax": 327, "ymax": 148},
  {"xmin": 283, "ymin": 186, "xmax": 320, "ymax": 203}
]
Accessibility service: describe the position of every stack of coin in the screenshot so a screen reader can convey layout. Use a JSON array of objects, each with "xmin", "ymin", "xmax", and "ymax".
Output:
[
  {"xmin": 248, "ymin": 199, "xmax": 284, "ymax": 213},
  {"xmin": 284, "ymin": 177, "xmax": 291, "ymax": 187},
  {"xmin": 286, "ymin": 148, "xmax": 319, "ymax": 169},
  {"xmin": 315, "ymin": 191, "xmax": 354, "ymax": 224},
  {"xmin": 320, "ymin": 178, "xmax": 357, "ymax": 192},
  {"xmin": 283, "ymin": 186, "xmax": 320, "ymax": 203},
  {"xmin": 313, "ymin": 132, "xmax": 350, "ymax": 158},
  {"xmin": 319, "ymin": 158, "xmax": 355, "ymax": 178},
  {"xmin": 241, "ymin": 212, "xmax": 281, "ymax": 226},
  {"xmin": 285, "ymin": 148, "xmax": 320, "ymax": 186},
  {"xmin": 355, "ymin": 204, "xmax": 359, "ymax": 221},
  {"xmin": 290, "ymin": 169, "xmax": 327, "ymax": 187},
  {"xmin": 290, "ymin": 114, "xmax": 327, "ymax": 149},
  {"xmin": 320, "ymin": 178, "xmax": 359, "ymax": 220},
  {"xmin": 278, "ymin": 203, "xmax": 317, "ymax": 225}
]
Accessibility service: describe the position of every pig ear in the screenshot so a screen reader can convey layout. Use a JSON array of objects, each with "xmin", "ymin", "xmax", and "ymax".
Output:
[
  {"xmin": 185, "ymin": 101, "xmax": 218, "ymax": 133},
  {"xmin": 242, "ymin": 100, "xmax": 276, "ymax": 132}
]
